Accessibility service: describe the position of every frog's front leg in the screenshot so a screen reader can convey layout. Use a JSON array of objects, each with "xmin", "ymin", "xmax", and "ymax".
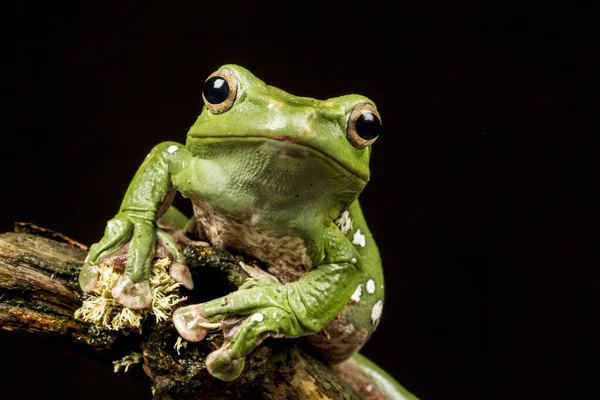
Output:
[
  {"xmin": 173, "ymin": 246, "xmax": 361, "ymax": 381},
  {"xmin": 78, "ymin": 142, "xmax": 192, "ymax": 309}
]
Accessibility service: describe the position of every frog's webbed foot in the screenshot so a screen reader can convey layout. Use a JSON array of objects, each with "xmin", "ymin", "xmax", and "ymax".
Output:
[
  {"xmin": 174, "ymin": 303, "xmax": 297, "ymax": 381},
  {"xmin": 97, "ymin": 229, "xmax": 194, "ymax": 291},
  {"xmin": 173, "ymin": 278, "xmax": 304, "ymax": 381},
  {"xmin": 173, "ymin": 304, "xmax": 245, "ymax": 380},
  {"xmin": 78, "ymin": 216, "xmax": 133, "ymax": 294},
  {"xmin": 104, "ymin": 230, "xmax": 193, "ymax": 308},
  {"xmin": 80, "ymin": 214, "xmax": 195, "ymax": 309},
  {"xmin": 174, "ymin": 275, "xmax": 279, "ymax": 342},
  {"xmin": 94, "ymin": 241, "xmax": 154, "ymax": 309}
]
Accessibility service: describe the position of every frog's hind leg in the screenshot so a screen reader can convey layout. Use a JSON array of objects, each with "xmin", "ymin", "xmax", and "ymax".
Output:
[{"xmin": 334, "ymin": 353, "xmax": 419, "ymax": 400}]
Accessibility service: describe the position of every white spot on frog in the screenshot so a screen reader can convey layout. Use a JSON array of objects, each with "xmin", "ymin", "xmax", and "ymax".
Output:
[
  {"xmin": 250, "ymin": 313, "xmax": 264, "ymax": 323},
  {"xmin": 167, "ymin": 145, "xmax": 179, "ymax": 154},
  {"xmin": 335, "ymin": 210, "xmax": 352, "ymax": 234},
  {"xmin": 352, "ymin": 229, "xmax": 366, "ymax": 247},
  {"xmin": 371, "ymin": 300, "xmax": 383, "ymax": 326},
  {"xmin": 366, "ymin": 279, "xmax": 376, "ymax": 294},
  {"xmin": 250, "ymin": 210, "xmax": 261, "ymax": 225},
  {"xmin": 350, "ymin": 284, "xmax": 363, "ymax": 303},
  {"xmin": 351, "ymin": 257, "xmax": 357, "ymax": 264},
  {"xmin": 366, "ymin": 384, "xmax": 373, "ymax": 392}
]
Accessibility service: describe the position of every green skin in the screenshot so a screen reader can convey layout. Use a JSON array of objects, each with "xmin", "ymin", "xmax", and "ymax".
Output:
[{"xmin": 78, "ymin": 65, "xmax": 415, "ymax": 398}]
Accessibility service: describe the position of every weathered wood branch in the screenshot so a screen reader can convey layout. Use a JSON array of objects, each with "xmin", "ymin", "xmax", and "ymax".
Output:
[{"xmin": 0, "ymin": 224, "xmax": 363, "ymax": 399}]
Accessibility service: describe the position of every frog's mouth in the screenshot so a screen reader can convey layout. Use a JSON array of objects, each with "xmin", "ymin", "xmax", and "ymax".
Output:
[{"xmin": 191, "ymin": 135, "xmax": 369, "ymax": 182}]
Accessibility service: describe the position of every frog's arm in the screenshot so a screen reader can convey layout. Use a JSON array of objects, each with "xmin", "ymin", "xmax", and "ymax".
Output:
[
  {"xmin": 78, "ymin": 142, "xmax": 191, "ymax": 309},
  {"xmin": 173, "ymin": 226, "xmax": 363, "ymax": 381}
]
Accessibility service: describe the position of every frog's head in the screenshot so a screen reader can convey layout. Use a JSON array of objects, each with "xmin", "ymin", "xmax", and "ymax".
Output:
[{"xmin": 186, "ymin": 65, "xmax": 381, "ymax": 207}]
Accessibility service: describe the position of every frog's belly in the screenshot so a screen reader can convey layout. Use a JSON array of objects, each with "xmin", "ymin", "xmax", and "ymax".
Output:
[{"xmin": 191, "ymin": 197, "xmax": 311, "ymax": 283}]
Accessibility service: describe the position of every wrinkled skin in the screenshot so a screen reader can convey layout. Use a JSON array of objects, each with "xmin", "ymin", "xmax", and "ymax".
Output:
[{"xmin": 79, "ymin": 65, "xmax": 387, "ymax": 383}]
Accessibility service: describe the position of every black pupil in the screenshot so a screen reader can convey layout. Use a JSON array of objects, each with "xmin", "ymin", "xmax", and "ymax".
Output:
[
  {"xmin": 355, "ymin": 112, "xmax": 381, "ymax": 141},
  {"xmin": 203, "ymin": 76, "xmax": 229, "ymax": 104}
]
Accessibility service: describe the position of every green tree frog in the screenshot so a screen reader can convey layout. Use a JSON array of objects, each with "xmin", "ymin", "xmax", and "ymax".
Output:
[{"xmin": 78, "ymin": 65, "xmax": 415, "ymax": 398}]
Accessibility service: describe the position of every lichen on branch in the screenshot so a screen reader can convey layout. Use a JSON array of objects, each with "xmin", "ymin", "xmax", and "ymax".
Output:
[
  {"xmin": 74, "ymin": 258, "xmax": 187, "ymax": 332},
  {"xmin": 0, "ymin": 227, "xmax": 365, "ymax": 399}
]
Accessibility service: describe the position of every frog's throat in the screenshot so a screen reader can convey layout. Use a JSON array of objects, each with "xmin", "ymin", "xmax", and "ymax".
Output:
[{"xmin": 188, "ymin": 136, "xmax": 369, "ymax": 182}]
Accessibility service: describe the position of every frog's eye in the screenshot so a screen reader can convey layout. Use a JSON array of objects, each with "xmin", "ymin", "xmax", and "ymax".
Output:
[
  {"xmin": 202, "ymin": 68, "xmax": 238, "ymax": 114},
  {"xmin": 347, "ymin": 104, "xmax": 381, "ymax": 148}
]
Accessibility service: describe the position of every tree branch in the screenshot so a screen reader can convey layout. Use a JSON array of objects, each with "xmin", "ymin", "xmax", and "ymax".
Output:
[{"xmin": 0, "ymin": 225, "xmax": 363, "ymax": 399}]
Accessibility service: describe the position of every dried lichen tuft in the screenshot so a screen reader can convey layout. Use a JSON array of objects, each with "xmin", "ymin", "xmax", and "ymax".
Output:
[
  {"xmin": 74, "ymin": 258, "xmax": 187, "ymax": 332},
  {"xmin": 174, "ymin": 335, "xmax": 188, "ymax": 355},
  {"xmin": 113, "ymin": 351, "xmax": 143, "ymax": 372}
]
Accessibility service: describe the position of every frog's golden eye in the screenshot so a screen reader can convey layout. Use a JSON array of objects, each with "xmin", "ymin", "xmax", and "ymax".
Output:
[
  {"xmin": 202, "ymin": 69, "xmax": 238, "ymax": 114},
  {"xmin": 346, "ymin": 104, "xmax": 381, "ymax": 148}
]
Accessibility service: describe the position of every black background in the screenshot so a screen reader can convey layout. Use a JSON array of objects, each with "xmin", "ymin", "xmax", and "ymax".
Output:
[{"xmin": 4, "ymin": 2, "xmax": 597, "ymax": 399}]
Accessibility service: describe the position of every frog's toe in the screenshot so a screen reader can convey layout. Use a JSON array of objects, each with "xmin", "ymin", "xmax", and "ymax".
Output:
[
  {"xmin": 79, "ymin": 263, "xmax": 99, "ymax": 294},
  {"xmin": 111, "ymin": 276, "xmax": 152, "ymax": 310},
  {"xmin": 173, "ymin": 304, "xmax": 211, "ymax": 342},
  {"xmin": 205, "ymin": 348, "xmax": 245, "ymax": 381},
  {"xmin": 169, "ymin": 262, "xmax": 194, "ymax": 290}
]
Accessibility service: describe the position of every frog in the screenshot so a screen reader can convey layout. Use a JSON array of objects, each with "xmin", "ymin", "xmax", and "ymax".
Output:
[{"xmin": 78, "ymin": 65, "xmax": 417, "ymax": 399}]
